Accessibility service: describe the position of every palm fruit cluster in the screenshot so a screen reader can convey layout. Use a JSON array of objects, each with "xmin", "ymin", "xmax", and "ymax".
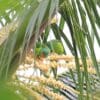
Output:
[
  {"xmin": 34, "ymin": 39, "xmax": 64, "ymax": 58},
  {"xmin": 47, "ymin": 40, "xmax": 64, "ymax": 55}
]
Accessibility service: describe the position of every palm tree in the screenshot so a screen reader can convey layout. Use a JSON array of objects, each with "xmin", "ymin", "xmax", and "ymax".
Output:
[{"xmin": 0, "ymin": 0, "xmax": 100, "ymax": 99}]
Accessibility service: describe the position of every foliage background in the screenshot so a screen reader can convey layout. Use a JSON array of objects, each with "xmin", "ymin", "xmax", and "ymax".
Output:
[{"xmin": 0, "ymin": 0, "xmax": 100, "ymax": 100}]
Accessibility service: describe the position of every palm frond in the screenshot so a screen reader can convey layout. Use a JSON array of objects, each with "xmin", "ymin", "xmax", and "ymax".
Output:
[{"xmin": 0, "ymin": 0, "xmax": 100, "ymax": 100}]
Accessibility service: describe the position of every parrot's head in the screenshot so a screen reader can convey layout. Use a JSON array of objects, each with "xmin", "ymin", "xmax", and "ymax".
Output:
[
  {"xmin": 34, "ymin": 42, "xmax": 50, "ymax": 58},
  {"xmin": 40, "ymin": 45, "xmax": 50, "ymax": 58}
]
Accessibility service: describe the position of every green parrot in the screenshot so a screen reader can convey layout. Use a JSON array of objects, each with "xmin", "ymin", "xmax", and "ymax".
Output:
[
  {"xmin": 47, "ymin": 39, "xmax": 64, "ymax": 55},
  {"xmin": 34, "ymin": 42, "xmax": 50, "ymax": 58}
]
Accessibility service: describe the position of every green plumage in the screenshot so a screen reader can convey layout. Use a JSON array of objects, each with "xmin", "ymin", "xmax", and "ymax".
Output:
[
  {"xmin": 40, "ymin": 46, "xmax": 50, "ymax": 57},
  {"xmin": 34, "ymin": 42, "xmax": 50, "ymax": 58},
  {"xmin": 47, "ymin": 40, "xmax": 64, "ymax": 54},
  {"xmin": 34, "ymin": 40, "xmax": 64, "ymax": 58}
]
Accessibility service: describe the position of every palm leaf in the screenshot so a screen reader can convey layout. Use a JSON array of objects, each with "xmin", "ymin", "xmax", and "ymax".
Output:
[{"xmin": 0, "ymin": 0, "xmax": 100, "ymax": 99}]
